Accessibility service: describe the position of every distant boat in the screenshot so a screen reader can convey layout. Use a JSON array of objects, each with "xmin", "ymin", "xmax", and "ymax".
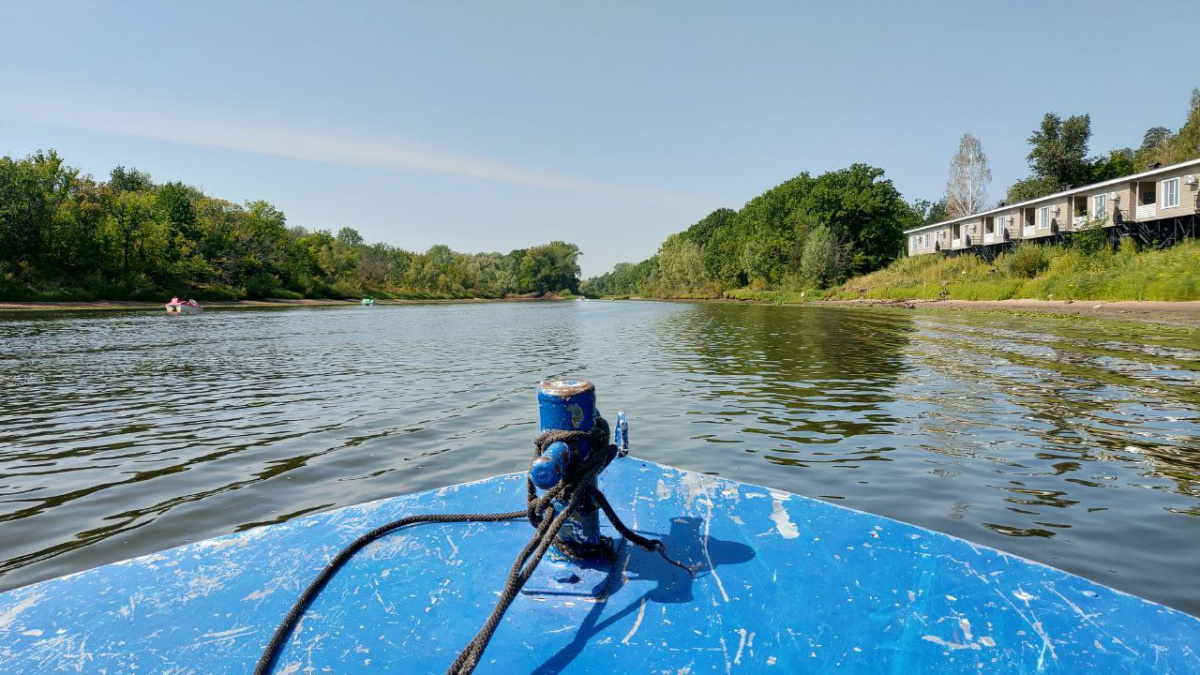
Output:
[
  {"xmin": 165, "ymin": 297, "xmax": 201, "ymax": 314},
  {"xmin": 361, "ymin": 298, "xmax": 375, "ymax": 306}
]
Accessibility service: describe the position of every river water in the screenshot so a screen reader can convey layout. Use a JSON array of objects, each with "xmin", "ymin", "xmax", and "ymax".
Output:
[{"xmin": 1, "ymin": 301, "xmax": 1198, "ymax": 615}]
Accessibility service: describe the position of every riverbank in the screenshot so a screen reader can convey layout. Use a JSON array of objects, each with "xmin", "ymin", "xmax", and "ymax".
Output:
[
  {"xmin": 0, "ymin": 294, "xmax": 572, "ymax": 312},
  {"xmin": 822, "ymin": 297, "xmax": 1200, "ymax": 324},
  {"xmin": 619, "ymin": 294, "xmax": 1200, "ymax": 326}
]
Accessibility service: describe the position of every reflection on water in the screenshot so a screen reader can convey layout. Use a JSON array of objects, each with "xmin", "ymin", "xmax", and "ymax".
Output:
[{"xmin": 0, "ymin": 302, "xmax": 1197, "ymax": 615}]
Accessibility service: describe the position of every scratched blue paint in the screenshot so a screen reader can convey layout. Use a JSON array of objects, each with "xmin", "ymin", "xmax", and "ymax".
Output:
[{"xmin": 1, "ymin": 457, "xmax": 1198, "ymax": 673}]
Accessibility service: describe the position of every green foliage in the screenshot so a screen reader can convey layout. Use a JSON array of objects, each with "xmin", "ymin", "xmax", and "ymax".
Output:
[
  {"xmin": 1008, "ymin": 90, "xmax": 1200, "ymax": 201},
  {"xmin": 585, "ymin": 163, "xmax": 916, "ymax": 299},
  {"xmin": 0, "ymin": 150, "xmax": 582, "ymax": 302},
  {"xmin": 1090, "ymin": 149, "xmax": 1136, "ymax": 182},
  {"xmin": 911, "ymin": 198, "xmax": 947, "ymax": 225},
  {"xmin": 799, "ymin": 224, "xmax": 844, "ymax": 288},
  {"xmin": 657, "ymin": 233, "xmax": 708, "ymax": 293},
  {"xmin": 833, "ymin": 239, "xmax": 1200, "ymax": 303},
  {"xmin": 1027, "ymin": 112, "xmax": 1094, "ymax": 191},
  {"xmin": 1001, "ymin": 242, "xmax": 1051, "ymax": 279},
  {"xmin": 1168, "ymin": 88, "xmax": 1200, "ymax": 165},
  {"xmin": 1006, "ymin": 175, "xmax": 1060, "ymax": 203},
  {"xmin": 1071, "ymin": 218, "xmax": 1109, "ymax": 255},
  {"xmin": 519, "ymin": 241, "xmax": 581, "ymax": 295},
  {"xmin": 1140, "ymin": 127, "xmax": 1173, "ymax": 154}
]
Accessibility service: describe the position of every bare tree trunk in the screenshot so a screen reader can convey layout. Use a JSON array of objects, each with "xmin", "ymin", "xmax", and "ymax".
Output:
[{"xmin": 945, "ymin": 134, "xmax": 992, "ymax": 218}]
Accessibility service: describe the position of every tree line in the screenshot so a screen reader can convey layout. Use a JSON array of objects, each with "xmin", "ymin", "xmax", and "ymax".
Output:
[
  {"xmin": 1005, "ymin": 87, "xmax": 1200, "ymax": 203},
  {"xmin": 583, "ymin": 163, "xmax": 921, "ymax": 297},
  {"xmin": 0, "ymin": 152, "xmax": 581, "ymax": 301},
  {"xmin": 585, "ymin": 88, "xmax": 1200, "ymax": 299}
]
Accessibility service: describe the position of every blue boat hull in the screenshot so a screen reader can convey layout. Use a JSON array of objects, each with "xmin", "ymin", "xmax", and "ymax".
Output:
[{"xmin": 1, "ymin": 457, "xmax": 1197, "ymax": 673}]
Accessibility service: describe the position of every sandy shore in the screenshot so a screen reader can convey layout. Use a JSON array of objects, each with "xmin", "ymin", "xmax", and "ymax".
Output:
[{"xmin": 822, "ymin": 298, "xmax": 1200, "ymax": 324}]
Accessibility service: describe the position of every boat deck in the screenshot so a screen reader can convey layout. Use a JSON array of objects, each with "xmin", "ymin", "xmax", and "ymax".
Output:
[{"xmin": 1, "ymin": 457, "xmax": 1197, "ymax": 673}]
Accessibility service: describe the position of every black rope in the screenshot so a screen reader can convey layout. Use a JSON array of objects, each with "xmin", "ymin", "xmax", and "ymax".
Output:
[{"xmin": 255, "ymin": 420, "xmax": 686, "ymax": 675}]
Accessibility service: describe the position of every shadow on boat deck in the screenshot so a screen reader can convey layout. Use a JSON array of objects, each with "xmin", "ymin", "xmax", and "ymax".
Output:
[{"xmin": 530, "ymin": 516, "xmax": 756, "ymax": 674}]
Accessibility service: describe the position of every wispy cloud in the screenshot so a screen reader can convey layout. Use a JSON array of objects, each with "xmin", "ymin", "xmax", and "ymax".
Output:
[{"xmin": 7, "ymin": 94, "xmax": 699, "ymax": 210}]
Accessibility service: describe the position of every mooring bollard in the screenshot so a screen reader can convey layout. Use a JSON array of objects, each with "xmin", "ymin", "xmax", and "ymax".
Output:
[{"xmin": 530, "ymin": 379, "xmax": 615, "ymax": 561}]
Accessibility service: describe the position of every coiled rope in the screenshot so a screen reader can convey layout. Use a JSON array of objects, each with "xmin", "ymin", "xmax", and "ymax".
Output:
[{"xmin": 255, "ymin": 421, "xmax": 691, "ymax": 675}]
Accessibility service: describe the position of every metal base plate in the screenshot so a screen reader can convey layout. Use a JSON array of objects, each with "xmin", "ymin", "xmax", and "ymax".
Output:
[{"xmin": 521, "ymin": 536, "xmax": 625, "ymax": 598}]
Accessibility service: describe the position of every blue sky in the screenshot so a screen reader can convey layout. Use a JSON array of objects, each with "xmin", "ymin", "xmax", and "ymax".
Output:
[{"xmin": 2, "ymin": 1, "xmax": 1197, "ymax": 276}]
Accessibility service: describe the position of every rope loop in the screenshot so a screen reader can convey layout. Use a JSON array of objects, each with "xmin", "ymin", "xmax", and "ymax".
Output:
[{"xmin": 257, "ymin": 415, "xmax": 689, "ymax": 675}]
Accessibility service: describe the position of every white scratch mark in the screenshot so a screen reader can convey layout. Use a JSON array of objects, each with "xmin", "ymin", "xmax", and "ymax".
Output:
[
  {"xmin": 769, "ymin": 495, "xmax": 799, "ymax": 539},
  {"xmin": 701, "ymin": 495, "xmax": 730, "ymax": 604},
  {"xmin": 621, "ymin": 598, "xmax": 647, "ymax": 644},
  {"xmin": 734, "ymin": 628, "xmax": 751, "ymax": 665},
  {"xmin": 923, "ymin": 634, "xmax": 979, "ymax": 651},
  {"xmin": 0, "ymin": 593, "xmax": 42, "ymax": 631}
]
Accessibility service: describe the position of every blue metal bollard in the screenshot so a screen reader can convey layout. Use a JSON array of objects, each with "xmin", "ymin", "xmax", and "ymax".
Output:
[
  {"xmin": 531, "ymin": 379, "xmax": 611, "ymax": 559},
  {"xmin": 615, "ymin": 411, "xmax": 628, "ymax": 457}
]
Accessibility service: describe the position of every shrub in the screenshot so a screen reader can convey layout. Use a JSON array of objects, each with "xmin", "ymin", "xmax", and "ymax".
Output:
[
  {"xmin": 1071, "ymin": 218, "xmax": 1109, "ymax": 255},
  {"xmin": 1001, "ymin": 243, "xmax": 1050, "ymax": 279},
  {"xmin": 244, "ymin": 273, "xmax": 283, "ymax": 300},
  {"xmin": 328, "ymin": 279, "xmax": 364, "ymax": 299},
  {"xmin": 799, "ymin": 224, "xmax": 844, "ymax": 288}
]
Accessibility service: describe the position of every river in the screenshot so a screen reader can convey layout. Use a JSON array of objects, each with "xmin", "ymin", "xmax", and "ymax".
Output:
[{"xmin": 1, "ymin": 301, "xmax": 1197, "ymax": 615}]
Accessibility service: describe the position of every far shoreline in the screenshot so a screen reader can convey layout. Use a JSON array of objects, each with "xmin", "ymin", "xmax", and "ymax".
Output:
[
  {"xmin": 6, "ymin": 295, "xmax": 1200, "ymax": 326},
  {"xmin": 0, "ymin": 295, "xmax": 569, "ymax": 313}
]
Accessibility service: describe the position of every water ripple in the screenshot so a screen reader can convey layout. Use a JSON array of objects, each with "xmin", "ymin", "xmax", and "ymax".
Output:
[{"xmin": 0, "ymin": 302, "xmax": 1198, "ymax": 616}]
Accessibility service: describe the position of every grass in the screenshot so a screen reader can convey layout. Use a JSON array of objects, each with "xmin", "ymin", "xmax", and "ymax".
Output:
[{"xmin": 829, "ymin": 240, "xmax": 1200, "ymax": 302}]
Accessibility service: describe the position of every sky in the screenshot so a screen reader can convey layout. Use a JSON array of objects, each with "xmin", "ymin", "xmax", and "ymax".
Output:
[{"xmin": 2, "ymin": 1, "xmax": 1198, "ymax": 276}]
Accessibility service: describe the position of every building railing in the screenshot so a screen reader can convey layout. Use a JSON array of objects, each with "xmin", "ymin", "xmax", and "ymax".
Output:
[{"xmin": 1136, "ymin": 204, "xmax": 1157, "ymax": 220}]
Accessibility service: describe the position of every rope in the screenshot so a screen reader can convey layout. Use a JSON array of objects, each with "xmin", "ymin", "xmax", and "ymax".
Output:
[{"xmin": 255, "ymin": 420, "xmax": 688, "ymax": 675}]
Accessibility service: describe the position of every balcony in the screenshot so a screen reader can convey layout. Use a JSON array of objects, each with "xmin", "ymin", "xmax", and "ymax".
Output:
[
  {"xmin": 1136, "ymin": 204, "xmax": 1157, "ymax": 220},
  {"xmin": 1022, "ymin": 226, "xmax": 1035, "ymax": 238},
  {"xmin": 951, "ymin": 238, "xmax": 962, "ymax": 249},
  {"xmin": 1073, "ymin": 215, "xmax": 1088, "ymax": 228},
  {"xmin": 983, "ymin": 232, "xmax": 996, "ymax": 244}
]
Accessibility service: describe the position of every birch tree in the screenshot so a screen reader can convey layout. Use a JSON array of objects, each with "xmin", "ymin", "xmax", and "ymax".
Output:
[{"xmin": 944, "ymin": 133, "xmax": 991, "ymax": 218}]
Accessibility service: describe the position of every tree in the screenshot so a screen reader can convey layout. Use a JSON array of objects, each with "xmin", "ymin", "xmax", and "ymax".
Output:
[
  {"xmin": 1090, "ymin": 148, "xmax": 1136, "ymax": 182},
  {"xmin": 336, "ymin": 227, "xmax": 363, "ymax": 248},
  {"xmin": 911, "ymin": 198, "xmax": 948, "ymax": 225},
  {"xmin": 683, "ymin": 208, "xmax": 737, "ymax": 250},
  {"xmin": 109, "ymin": 166, "xmax": 152, "ymax": 193},
  {"xmin": 1005, "ymin": 112, "xmax": 1095, "ymax": 202},
  {"xmin": 797, "ymin": 163, "xmax": 915, "ymax": 275},
  {"xmin": 106, "ymin": 191, "xmax": 157, "ymax": 279},
  {"xmin": 1140, "ymin": 126, "xmax": 1173, "ymax": 154},
  {"xmin": 157, "ymin": 182, "xmax": 197, "ymax": 237},
  {"xmin": 1167, "ymin": 87, "xmax": 1200, "ymax": 165},
  {"xmin": 799, "ymin": 224, "xmax": 844, "ymax": 288},
  {"xmin": 657, "ymin": 233, "xmax": 707, "ymax": 294},
  {"xmin": 944, "ymin": 133, "xmax": 991, "ymax": 218},
  {"xmin": 359, "ymin": 242, "xmax": 391, "ymax": 284},
  {"xmin": 519, "ymin": 241, "xmax": 580, "ymax": 294}
]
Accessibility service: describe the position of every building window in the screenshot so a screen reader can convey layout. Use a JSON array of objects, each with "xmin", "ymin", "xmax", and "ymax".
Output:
[
  {"xmin": 1093, "ymin": 194, "xmax": 1107, "ymax": 219},
  {"xmin": 1163, "ymin": 178, "xmax": 1180, "ymax": 209},
  {"xmin": 1038, "ymin": 206, "xmax": 1051, "ymax": 230}
]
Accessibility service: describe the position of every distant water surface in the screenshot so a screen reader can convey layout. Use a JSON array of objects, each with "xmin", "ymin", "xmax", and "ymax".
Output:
[{"xmin": 0, "ymin": 301, "xmax": 1197, "ymax": 615}]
